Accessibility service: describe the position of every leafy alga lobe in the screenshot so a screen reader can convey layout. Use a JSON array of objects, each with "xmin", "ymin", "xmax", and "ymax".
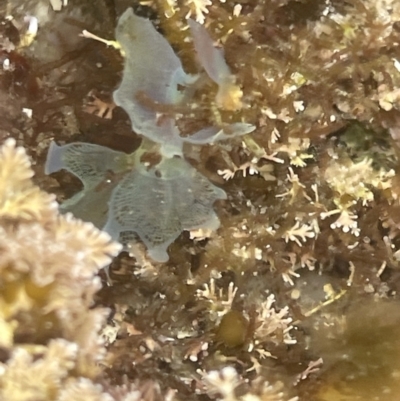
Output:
[
  {"xmin": 113, "ymin": 8, "xmax": 254, "ymax": 157},
  {"xmin": 45, "ymin": 8, "xmax": 257, "ymax": 262}
]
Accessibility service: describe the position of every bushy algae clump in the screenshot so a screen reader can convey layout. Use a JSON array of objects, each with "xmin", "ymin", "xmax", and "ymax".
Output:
[{"xmin": 45, "ymin": 8, "xmax": 254, "ymax": 262}]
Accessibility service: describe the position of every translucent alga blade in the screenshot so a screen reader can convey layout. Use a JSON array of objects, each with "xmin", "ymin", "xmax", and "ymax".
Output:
[
  {"xmin": 174, "ymin": 165, "xmax": 226, "ymax": 230},
  {"xmin": 104, "ymin": 166, "xmax": 182, "ymax": 263},
  {"xmin": 113, "ymin": 8, "xmax": 193, "ymax": 155},
  {"xmin": 45, "ymin": 142, "xmax": 129, "ymax": 189},
  {"xmin": 61, "ymin": 179, "xmax": 119, "ymax": 229},
  {"xmin": 189, "ymin": 18, "xmax": 244, "ymax": 111},
  {"xmin": 188, "ymin": 18, "xmax": 231, "ymax": 84},
  {"xmin": 185, "ymin": 123, "xmax": 256, "ymax": 145},
  {"xmin": 104, "ymin": 157, "xmax": 226, "ymax": 262}
]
